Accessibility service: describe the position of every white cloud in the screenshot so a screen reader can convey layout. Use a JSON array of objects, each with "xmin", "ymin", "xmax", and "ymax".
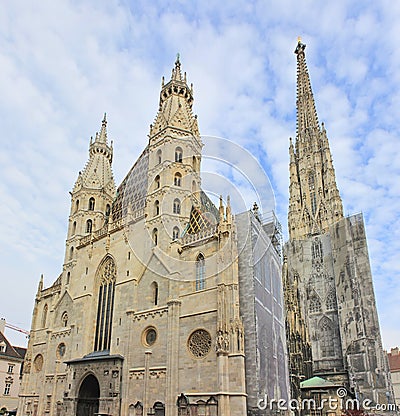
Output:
[{"xmin": 0, "ymin": 0, "xmax": 398, "ymax": 351}]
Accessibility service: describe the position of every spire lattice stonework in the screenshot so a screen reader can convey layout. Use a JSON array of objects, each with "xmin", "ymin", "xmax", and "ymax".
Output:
[
  {"xmin": 149, "ymin": 56, "xmax": 200, "ymax": 139},
  {"xmin": 288, "ymin": 41, "xmax": 343, "ymax": 239}
]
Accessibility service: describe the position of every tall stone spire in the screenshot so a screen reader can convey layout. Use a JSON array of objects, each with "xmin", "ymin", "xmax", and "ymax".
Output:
[
  {"xmin": 73, "ymin": 115, "xmax": 115, "ymax": 194},
  {"xmin": 288, "ymin": 40, "xmax": 343, "ymax": 239},
  {"xmin": 149, "ymin": 55, "xmax": 200, "ymax": 139}
]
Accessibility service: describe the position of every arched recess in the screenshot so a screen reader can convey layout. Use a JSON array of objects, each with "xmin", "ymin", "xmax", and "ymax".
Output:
[
  {"xmin": 319, "ymin": 316, "xmax": 335, "ymax": 357},
  {"xmin": 76, "ymin": 374, "xmax": 100, "ymax": 416},
  {"xmin": 94, "ymin": 256, "xmax": 117, "ymax": 351}
]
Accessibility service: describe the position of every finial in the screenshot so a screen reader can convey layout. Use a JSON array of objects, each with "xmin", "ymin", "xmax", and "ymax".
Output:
[
  {"xmin": 161, "ymin": 76, "xmax": 165, "ymax": 87},
  {"xmin": 295, "ymin": 37, "xmax": 306, "ymax": 54},
  {"xmin": 176, "ymin": 52, "xmax": 180, "ymax": 64},
  {"xmin": 219, "ymin": 195, "xmax": 223, "ymax": 208},
  {"xmin": 102, "ymin": 112, "xmax": 107, "ymax": 124}
]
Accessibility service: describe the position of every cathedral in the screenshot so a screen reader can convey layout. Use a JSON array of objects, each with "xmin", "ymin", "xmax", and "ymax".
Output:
[
  {"xmin": 17, "ymin": 41, "xmax": 392, "ymax": 416},
  {"xmin": 283, "ymin": 40, "xmax": 393, "ymax": 409},
  {"xmin": 18, "ymin": 55, "xmax": 288, "ymax": 416}
]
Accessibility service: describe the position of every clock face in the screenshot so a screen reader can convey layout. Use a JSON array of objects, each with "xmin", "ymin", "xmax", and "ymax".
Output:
[{"xmin": 57, "ymin": 343, "xmax": 66, "ymax": 358}]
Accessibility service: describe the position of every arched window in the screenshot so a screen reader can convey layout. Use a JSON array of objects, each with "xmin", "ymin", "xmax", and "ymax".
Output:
[
  {"xmin": 86, "ymin": 219, "xmax": 93, "ymax": 233},
  {"xmin": 174, "ymin": 172, "xmax": 182, "ymax": 187},
  {"xmin": 75, "ymin": 200, "xmax": 79, "ymax": 212},
  {"xmin": 105, "ymin": 204, "xmax": 111, "ymax": 217},
  {"xmin": 193, "ymin": 156, "xmax": 197, "ymax": 171},
  {"xmin": 172, "ymin": 226, "xmax": 180, "ymax": 240},
  {"xmin": 42, "ymin": 304, "xmax": 48, "ymax": 328},
  {"xmin": 309, "ymin": 295, "xmax": 321, "ymax": 313},
  {"xmin": 72, "ymin": 221, "xmax": 77, "ymax": 235},
  {"xmin": 66, "ymin": 272, "xmax": 70, "ymax": 284},
  {"xmin": 308, "ymin": 172, "xmax": 315, "ymax": 190},
  {"xmin": 157, "ymin": 149, "xmax": 162, "ymax": 165},
  {"xmin": 311, "ymin": 192, "xmax": 317, "ymax": 215},
  {"xmin": 89, "ymin": 197, "xmax": 95, "ymax": 211},
  {"xmin": 94, "ymin": 256, "xmax": 116, "ymax": 351},
  {"xmin": 196, "ymin": 254, "xmax": 205, "ymax": 291},
  {"xmin": 69, "ymin": 246, "xmax": 74, "ymax": 260},
  {"xmin": 155, "ymin": 175, "xmax": 160, "ymax": 189},
  {"xmin": 154, "ymin": 201, "xmax": 160, "ymax": 216},
  {"xmin": 61, "ymin": 312, "xmax": 68, "ymax": 327},
  {"xmin": 175, "ymin": 147, "xmax": 183, "ymax": 163},
  {"xmin": 319, "ymin": 317, "xmax": 335, "ymax": 357},
  {"xmin": 151, "ymin": 282, "xmax": 159, "ymax": 306},
  {"xmin": 192, "ymin": 180, "xmax": 196, "ymax": 193},
  {"xmin": 153, "ymin": 228, "xmax": 158, "ymax": 246},
  {"xmin": 173, "ymin": 199, "xmax": 181, "ymax": 214},
  {"xmin": 326, "ymin": 291, "xmax": 337, "ymax": 310}
]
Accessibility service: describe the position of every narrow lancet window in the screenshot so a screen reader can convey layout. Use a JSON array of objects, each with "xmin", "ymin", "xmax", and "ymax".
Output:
[
  {"xmin": 196, "ymin": 254, "xmax": 205, "ymax": 291},
  {"xmin": 94, "ymin": 257, "xmax": 116, "ymax": 351}
]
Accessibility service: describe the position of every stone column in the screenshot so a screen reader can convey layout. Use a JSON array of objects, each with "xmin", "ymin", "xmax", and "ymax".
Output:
[
  {"xmin": 166, "ymin": 300, "xmax": 181, "ymax": 416},
  {"xmin": 144, "ymin": 350, "xmax": 152, "ymax": 413}
]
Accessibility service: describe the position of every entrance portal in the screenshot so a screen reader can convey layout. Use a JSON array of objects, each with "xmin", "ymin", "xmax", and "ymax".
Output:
[{"xmin": 76, "ymin": 374, "xmax": 100, "ymax": 416}]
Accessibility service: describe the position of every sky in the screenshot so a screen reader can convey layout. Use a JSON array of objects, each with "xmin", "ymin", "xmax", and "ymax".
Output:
[{"xmin": 0, "ymin": 0, "xmax": 399, "ymax": 350}]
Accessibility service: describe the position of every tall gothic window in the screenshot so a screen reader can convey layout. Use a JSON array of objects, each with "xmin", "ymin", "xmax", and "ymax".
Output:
[
  {"xmin": 89, "ymin": 197, "xmax": 95, "ymax": 211},
  {"xmin": 42, "ymin": 304, "xmax": 48, "ymax": 328},
  {"xmin": 175, "ymin": 147, "xmax": 183, "ymax": 163},
  {"xmin": 94, "ymin": 257, "xmax": 116, "ymax": 351},
  {"xmin": 312, "ymin": 238, "xmax": 323, "ymax": 261},
  {"xmin": 309, "ymin": 295, "xmax": 322, "ymax": 313},
  {"xmin": 172, "ymin": 226, "xmax": 180, "ymax": 240},
  {"xmin": 326, "ymin": 290, "xmax": 337, "ymax": 310},
  {"xmin": 105, "ymin": 204, "xmax": 111, "ymax": 217},
  {"xmin": 151, "ymin": 282, "xmax": 159, "ymax": 306},
  {"xmin": 154, "ymin": 200, "xmax": 160, "ymax": 216},
  {"xmin": 153, "ymin": 228, "xmax": 158, "ymax": 246},
  {"xmin": 157, "ymin": 149, "xmax": 162, "ymax": 165},
  {"xmin": 155, "ymin": 175, "xmax": 160, "ymax": 189},
  {"xmin": 319, "ymin": 317, "xmax": 335, "ymax": 357},
  {"xmin": 72, "ymin": 221, "xmax": 77, "ymax": 235},
  {"xmin": 173, "ymin": 199, "xmax": 181, "ymax": 214},
  {"xmin": 308, "ymin": 172, "xmax": 315, "ymax": 190},
  {"xmin": 196, "ymin": 254, "xmax": 205, "ymax": 291},
  {"xmin": 86, "ymin": 219, "xmax": 93, "ymax": 233},
  {"xmin": 174, "ymin": 172, "xmax": 182, "ymax": 186},
  {"xmin": 311, "ymin": 192, "xmax": 317, "ymax": 215}
]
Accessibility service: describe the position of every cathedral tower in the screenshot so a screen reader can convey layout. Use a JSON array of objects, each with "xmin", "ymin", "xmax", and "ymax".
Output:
[
  {"xmin": 146, "ymin": 55, "xmax": 202, "ymax": 248},
  {"xmin": 65, "ymin": 115, "xmax": 116, "ymax": 271},
  {"xmin": 288, "ymin": 40, "xmax": 343, "ymax": 240},
  {"xmin": 284, "ymin": 40, "xmax": 393, "ymax": 406}
]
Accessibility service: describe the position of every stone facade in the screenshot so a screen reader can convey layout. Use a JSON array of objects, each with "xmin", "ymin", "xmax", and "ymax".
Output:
[
  {"xmin": 18, "ymin": 58, "xmax": 288, "ymax": 416},
  {"xmin": 284, "ymin": 40, "xmax": 393, "ymax": 409}
]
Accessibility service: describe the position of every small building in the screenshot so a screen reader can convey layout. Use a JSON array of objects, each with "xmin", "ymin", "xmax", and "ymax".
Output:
[
  {"xmin": 387, "ymin": 348, "xmax": 400, "ymax": 406},
  {"xmin": 0, "ymin": 319, "xmax": 27, "ymax": 415}
]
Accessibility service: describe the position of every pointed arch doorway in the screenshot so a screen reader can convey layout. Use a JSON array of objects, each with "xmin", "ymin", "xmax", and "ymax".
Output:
[{"xmin": 76, "ymin": 374, "xmax": 100, "ymax": 416}]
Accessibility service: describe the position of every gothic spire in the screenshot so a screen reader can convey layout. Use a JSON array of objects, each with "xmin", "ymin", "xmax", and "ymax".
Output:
[
  {"xmin": 72, "ymin": 114, "xmax": 116, "ymax": 195},
  {"xmin": 295, "ymin": 39, "xmax": 319, "ymax": 147},
  {"xmin": 288, "ymin": 40, "xmax": 343, "ymax": 239},
  {"xmin": 149, "ymin": 55, "xmax": 200, "ymax": 139},
  {"xmin": 96, "ymin": 113, "xmax": 108, "ymax": 144}
]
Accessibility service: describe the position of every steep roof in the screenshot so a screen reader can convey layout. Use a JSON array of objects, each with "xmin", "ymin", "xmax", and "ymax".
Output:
[
  {"xmin": 0, "ymin": 331, "xmax": 26, "ymax": 360},
  {"xmin": 111, "ymin": 147, "xmax": 149, "ymax": 221}
]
